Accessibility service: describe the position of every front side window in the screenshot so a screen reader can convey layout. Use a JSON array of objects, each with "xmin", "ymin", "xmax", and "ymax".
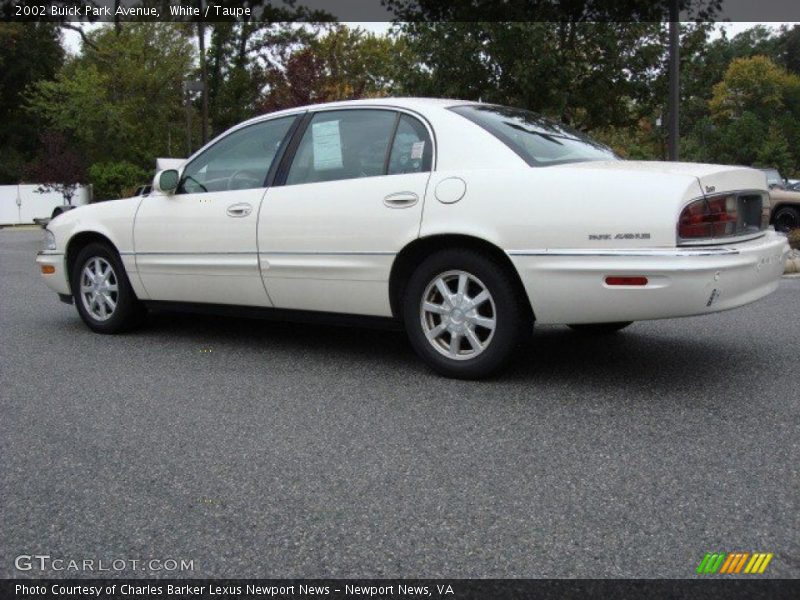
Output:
[
  {"xmin": 285, "ymin": 110, "xmax": 398, "ymax": 186},
  {"xmin": 450, "ymin": 104, "xmax": 616, "ymax": 166},
  {"xmin": 178, "ymin": 116, "xmax": 296, "ymax": 194}
]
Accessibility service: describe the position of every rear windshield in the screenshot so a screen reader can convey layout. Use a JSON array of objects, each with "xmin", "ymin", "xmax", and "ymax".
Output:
[{"xmin": 450, "ymin": 104, "xmax": 617, "ymax": 166}]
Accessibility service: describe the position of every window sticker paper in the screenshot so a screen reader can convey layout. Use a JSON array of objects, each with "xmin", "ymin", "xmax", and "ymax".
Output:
[
  {"xmin": 410, "ymin": 141, "xmax": 425, "ymax": 160},
  {"xmin": 312, "ymin": 120, "xmax": 344, "ymax": 170}
]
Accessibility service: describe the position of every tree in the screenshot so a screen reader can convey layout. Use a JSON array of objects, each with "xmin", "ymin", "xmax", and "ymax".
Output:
[
  {"xmin": 756, "ymin": 123, "xmax": 793, "ymax": 175},
  {"xmin": 701, "ymin": 56, "xmax": 800, "ymax": 174},
  {"xmin": 88, "ymin": 161, "xmax": 149, "ymax": 200},
  {"xmin": 395, "ymin": 22, "xmax": 668, "ymax": 130},
  {"xmin": 709, "ymin": 56, "xmax": 796, "ymax": 122},
  {"xmin": 26, "ymin": 23, "xmax": 195, "ymax": 171},
  {"xmin": 384, "ymin": 0, "xmax": 722, "ymax": 22},
  {"xmin": 24, "ymin": 131, "xmax": 86, "ymax": 206},
  {"xmin": 204, "ymin": 3, "xmax": 334, "ymax": 137},
  {"xmin": 206, "ymin": 22, "xmax": 312, "ymax": 135},
  {"xmin": 259, "ymin": 25, "xmax": 407, "ymax": 112},
  {"xmin": 0, "ymin": 23, "xmax": 63, "ymax": 183},
  {"xmin": 782, "ymin": 25, "xmax": 800, "ymax": 75}
]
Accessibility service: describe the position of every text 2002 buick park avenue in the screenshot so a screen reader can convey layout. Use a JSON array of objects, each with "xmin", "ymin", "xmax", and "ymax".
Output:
[{"xmin": 37, "ymin": 98, "xmax": 790, "ymax": 378}]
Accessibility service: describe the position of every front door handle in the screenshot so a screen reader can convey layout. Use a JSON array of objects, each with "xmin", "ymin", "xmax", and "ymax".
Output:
[
  {"xmin": 383, "ymin": 192, "xmax": 419, "ymax": 209},
  {"xmin": 226, "ymin": 203, "xmax": 252, "ymax": 218}
]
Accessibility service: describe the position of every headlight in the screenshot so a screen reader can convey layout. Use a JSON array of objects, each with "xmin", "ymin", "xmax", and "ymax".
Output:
[{"xmin": 42, "ymin": 230, "xmax": 56, "ymax": 251}]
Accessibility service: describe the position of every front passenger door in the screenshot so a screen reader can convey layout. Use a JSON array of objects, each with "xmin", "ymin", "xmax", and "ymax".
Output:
[{"xmin": 134, "ymin": 115, "xmax": 297, "ymax": 306}]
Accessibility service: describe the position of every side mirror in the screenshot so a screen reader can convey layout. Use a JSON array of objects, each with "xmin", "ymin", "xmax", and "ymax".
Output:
[{"xmin": 153, "ymin": 169, "xmax": 180, "ymax": 194}]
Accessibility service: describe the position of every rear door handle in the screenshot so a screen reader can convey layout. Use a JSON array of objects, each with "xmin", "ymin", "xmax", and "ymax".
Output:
[
  {"xmin": 383, "ymin": 192, "xmax": 419, "ymax": 209},
  {"xmin": 226, "ymin": 203, "xmax": 252, "ymax": 218}
]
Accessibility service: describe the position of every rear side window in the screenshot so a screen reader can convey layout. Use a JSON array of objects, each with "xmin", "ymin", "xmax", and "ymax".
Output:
[
  {"xmin": 286, "ymin": 110, "xmax": 397, "ymax": 185},
  {"xmin": 388, "ymin": 115, "xmax": 433, "ymax": 175},
  {"xmin": 450, "ymin": 104, "xmax": 616, "ymax": 167}
]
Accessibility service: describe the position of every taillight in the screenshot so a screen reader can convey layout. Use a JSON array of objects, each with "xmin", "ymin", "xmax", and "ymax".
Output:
[
  {"xmin": 605, "ymin": 276, "xmax": 648, "ymax": 286},
  {"xmin": 678, "ymin": 195, "xmax": 738, "ymax": 239}
]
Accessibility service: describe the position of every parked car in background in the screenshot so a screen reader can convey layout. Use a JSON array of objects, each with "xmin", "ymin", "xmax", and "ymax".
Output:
[
  {"xmin": 51, "ymin": 203, "xmax": 75, "ymax": 219},
  {"xmin": 759, "ymin": 167, "xmax": 787, "ymax": 190},
  {"xmin": 768, "ymin": 187, "xmax": 800, "ymax": 232},
  {"xmin": 37, "ymin": 98, "xmax": 789, "ymax": 378}
]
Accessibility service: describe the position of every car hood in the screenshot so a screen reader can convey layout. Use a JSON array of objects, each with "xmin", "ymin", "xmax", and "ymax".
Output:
[{"xmin": 554, "ymin": 160, "xmax": 768, "ymax": 195}]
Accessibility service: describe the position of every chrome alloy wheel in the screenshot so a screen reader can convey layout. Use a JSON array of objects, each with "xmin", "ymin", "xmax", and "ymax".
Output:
[
  {"xmin": 420, "ymin": 270, "xmax": 497, "ymax": 360},
  {"xmin": 80, "ymin": 257, "xmax": 119, "ymax": 321}
]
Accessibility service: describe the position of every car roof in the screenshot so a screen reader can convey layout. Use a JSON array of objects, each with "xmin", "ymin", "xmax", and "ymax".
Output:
[{"xmin": 240, "ymin": 97, "xmax": 478, "ymax": 126}]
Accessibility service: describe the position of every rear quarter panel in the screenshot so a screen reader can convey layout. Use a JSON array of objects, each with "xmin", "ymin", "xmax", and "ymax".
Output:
[{"xmin": 419, "ymin": 166, "xmax": 702, "ymax": 250}]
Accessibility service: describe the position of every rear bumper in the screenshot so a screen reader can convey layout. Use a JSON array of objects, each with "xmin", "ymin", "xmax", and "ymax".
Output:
[
  {"xmin": 509, "ymin": 231, "xmax": 790, "ymax": 324},
  {"xmin": 36, "ymin": 252, "xmax": 70, "ymax": 296}
]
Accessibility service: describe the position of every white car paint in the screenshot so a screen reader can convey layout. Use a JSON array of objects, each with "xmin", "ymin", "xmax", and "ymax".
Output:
[
  {"xmin": 134, "ymin": 186, "xmax": 269, "ymax": 307},
  {"xmin": 37, "ymin": 97, "xmax": 790, "ymax": 327},
  {"xmin": 155, "ymin": 158, "xmax": 186, "ymax": 171}
]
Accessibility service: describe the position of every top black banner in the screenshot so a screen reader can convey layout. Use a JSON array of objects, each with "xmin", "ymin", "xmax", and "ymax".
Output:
[{"xmin": 1, "ymin": 0, "xmax": 800, "ymax": 23}]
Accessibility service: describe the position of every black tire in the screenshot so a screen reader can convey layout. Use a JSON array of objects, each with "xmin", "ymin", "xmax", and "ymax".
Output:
[
  {"xmin": 402, "ymin": 248, "xmax": 532, "ymax": 379},
  {"xmin": 773, "ymin": 206, "xmax": 800, "ymax": 233},
  {"xmin": 567, "ymin": 322, "xmax": 633, "ymax": 334},
  {"xmin": 70, "ymin": 242, "xmax": 146, "ymax": 334}
]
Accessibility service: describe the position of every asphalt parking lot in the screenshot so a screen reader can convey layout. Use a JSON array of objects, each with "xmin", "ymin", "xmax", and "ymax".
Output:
[{"xmin": 1, "ymin": 228, "xmax": 798, "ymax": 579}]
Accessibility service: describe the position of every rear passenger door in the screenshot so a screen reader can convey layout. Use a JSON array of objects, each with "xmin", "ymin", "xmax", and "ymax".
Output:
[{"xmin": 258, "ymin": 108, "xmax": 434, "ymax": 317}]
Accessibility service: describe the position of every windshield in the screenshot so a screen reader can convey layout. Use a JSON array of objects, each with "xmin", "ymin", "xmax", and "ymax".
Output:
[
  {"xmin": 450, "ymin": 104, "xmax": 617, "ymax": 166},
  {"xmin": 761, "ymin": 169, "xmax": 783, "ymax": 186}
]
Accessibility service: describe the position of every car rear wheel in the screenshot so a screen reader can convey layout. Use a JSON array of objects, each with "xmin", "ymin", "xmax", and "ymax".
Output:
[
  {"xmin": 567, "ymin": 322, "xmax": 633, "ymax": 334},
  {"xmin": 773, "ymin": 206, "xmax": 800, "ymax": 233},
  {"xmin": 403, "ymin": 249, "xmax": 532, "ymax": 379},
  {"xmin": 70, "ymin": 242, "xmax": 146, "ymax": 333}
]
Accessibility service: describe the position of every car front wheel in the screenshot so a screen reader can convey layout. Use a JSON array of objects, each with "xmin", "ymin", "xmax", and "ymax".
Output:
[
  {"xmin": 70, "ymin": 242, "xmax": 146, "ymax": 333},
  {"xmin": 403, "ymin": 249, "xmax": 532, "ymax": 379}
]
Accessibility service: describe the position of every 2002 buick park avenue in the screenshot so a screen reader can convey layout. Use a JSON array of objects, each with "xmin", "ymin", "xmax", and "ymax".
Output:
[{"xmin": 37, "ymin": 98, "xmax": 790, "ymax": 378}]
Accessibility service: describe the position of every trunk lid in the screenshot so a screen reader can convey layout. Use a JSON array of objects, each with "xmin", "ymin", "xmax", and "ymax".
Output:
[{"xmin": 557, "ymin": 160, "xmax": 768, "ymax": 195}]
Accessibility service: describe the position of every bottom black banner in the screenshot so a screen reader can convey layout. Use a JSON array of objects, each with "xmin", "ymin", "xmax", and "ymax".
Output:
[{"xmin": 2, "ymin": 579, "xmax": 799, "ymax": 600}]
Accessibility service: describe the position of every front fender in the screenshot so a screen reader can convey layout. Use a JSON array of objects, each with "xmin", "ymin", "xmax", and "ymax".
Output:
[{"xmin": 47, "ymin": 198, "xmax": 147, "ymax": 298}]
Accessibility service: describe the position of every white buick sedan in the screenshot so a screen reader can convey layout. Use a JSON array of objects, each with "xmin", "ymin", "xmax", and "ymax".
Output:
[{"xmin": 37, "ymin": 98, "xmax": 789, "ymax": 378}]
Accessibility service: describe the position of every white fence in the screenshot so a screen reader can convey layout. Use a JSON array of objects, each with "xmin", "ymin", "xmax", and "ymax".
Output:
[{"xmin": 0, "ymin": 185, "xmax": 91, "ymax": 226}]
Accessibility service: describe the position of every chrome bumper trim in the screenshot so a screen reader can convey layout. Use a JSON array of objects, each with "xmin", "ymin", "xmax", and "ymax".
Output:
[{"xmin": 506, "ymin": 248, "xmax": 741, "ymax": 257}]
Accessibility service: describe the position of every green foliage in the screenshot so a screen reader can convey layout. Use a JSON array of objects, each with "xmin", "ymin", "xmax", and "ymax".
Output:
[
  {"xmin": 26, "ymin": 23, "xmax": 194, "ymax": 173},
  {"xmin": 88, "ymin": 161, "xmax": 149, "ymax": 201},
  {"xmin": 710, "ymin": 56, "xmax": 796, "ymax": 121},
  {"xmin": 591, "ymin": 120, "xmax": 663, "ymax": 160},
  {"xmin": 692, "ymin": 56, "xmax": 800, "ymax": 175},
  {"xmin": 11, "ymin": 20, "xmax": 800, "ymax": 189},
  {"xmin": 784, "ymin": 25, "xmax": 800, "ymax": 75},
  {"xmin": 206, "ymin": 22, "xmax": 281, "ymax": 135},
  {"xmin": 395, "ymin": 22, "xmax": 668, "ymax": 130},
  {"xmin": 0, "ymin": 23, "xmax": 63, "ymax": 183},
  {"xmin": 756, "ymin": 124, "xmax": 793, "ymax": 175},
  {"xmin": 259, "ymin": 24, "xmax": 409, "ymax": 113}
]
